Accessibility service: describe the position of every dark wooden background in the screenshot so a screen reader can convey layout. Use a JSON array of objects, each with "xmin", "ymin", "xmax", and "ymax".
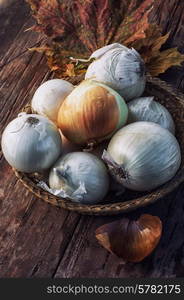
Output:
[{"xmin": 0, "ymin": 0, "xmax": 184, "ymax": 278}]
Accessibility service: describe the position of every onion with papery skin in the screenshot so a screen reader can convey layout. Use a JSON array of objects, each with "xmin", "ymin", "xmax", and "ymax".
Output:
[
  {"xmin": 49, "ymin": 152, "xmax": 109, "ymax": 204},
  {"xmin": 1, "ymin": 113, "xmax": 62, "ymax": 173},
  {"xmin": 103, "ymin": 121, "xmax": 181, "ymax": 191},
  {"xmin": 128, "ymin": 96, "xmax": 175, "ymax": 134},
  {"xmin": 85, "ymin": 43, "xmax": 146, "ymax": 101},
  {"xmin": 31, "ymin": 79, "xmax": 74, "ymax": 124},
  {"xmin": 57, "ymin": 79, "xmax": 128, "ymax": 145},
  {"xmin": 95, "ymin": 214, "xmax": 162, "ymax": 262}
]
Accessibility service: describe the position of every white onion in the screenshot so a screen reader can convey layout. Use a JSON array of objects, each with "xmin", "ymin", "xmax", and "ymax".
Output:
[
  {"xmin": 31, "ymin": 79, "xmax": 74, "ymax": 124},
  {"xmin": 1, "ymin": 113, "xmax": 62, "ymax": 173},
  {"xmin": 49, "ymin": 152, "xmax": 109, "ymax": 204},
  {"xmin": 85, "ymin": 43, "xmax": 146, "ymax": 101},
  {"xmin": 103, "ymin": 122, "xmax": 181, "ymax": 191},
  {"xmin": 128, "ymin": 97, "xmax": 175, "ymax": 134}
]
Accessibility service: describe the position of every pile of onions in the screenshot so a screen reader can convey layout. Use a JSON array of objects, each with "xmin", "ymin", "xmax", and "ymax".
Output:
[
  {"xmin": 1, "ymin": 42, "xmax": 182, "ymax": 264},
  {"xmin": 1, "ymin": 43, "xmax": 181, "ymax": 207}
]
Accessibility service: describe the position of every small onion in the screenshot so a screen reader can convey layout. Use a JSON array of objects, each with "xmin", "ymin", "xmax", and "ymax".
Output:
[
  {"xmin": 49, "ymin": 152, "xmax": 109, "ymax": 204},
  {"xmin": 31, "ymin": 79, "xmax": 74, "ymax": 124},
  {"xmin": 103, "ymin": 122, "xmax": 181, "ymax": 191},
  {"xmin": 128, "ymin": 96, "xmax": 175, "ymax": 134},
  {"xmin": 1, "ymin": 113, "xmax": 62, "ymax": 173},
  {"xmin": 57, "ymin": 79, "xmax": 128, "ymax": 145},
  {"xmin": 85, "ymin": 43, "xmax": 146, "ymax": 101}
]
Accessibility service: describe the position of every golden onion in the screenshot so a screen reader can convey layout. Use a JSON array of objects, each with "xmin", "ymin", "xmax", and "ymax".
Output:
[{"xmin": 57, "ymin": 80, "xmax": 128, "ymax": 145}]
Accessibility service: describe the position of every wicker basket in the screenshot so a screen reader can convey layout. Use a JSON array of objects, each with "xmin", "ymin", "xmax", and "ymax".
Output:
[{"xmin": 13, "ymin": 75, "xmax": 184, "ymax": 215}]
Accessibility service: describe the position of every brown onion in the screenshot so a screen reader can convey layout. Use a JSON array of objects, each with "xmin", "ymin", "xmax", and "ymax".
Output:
[{"xmin": 57, "ymin": 80, "xmax": 128, "ymax": 145}]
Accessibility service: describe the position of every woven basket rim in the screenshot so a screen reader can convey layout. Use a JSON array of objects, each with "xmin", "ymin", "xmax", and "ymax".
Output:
[{"xmin": 13, "ymin": 75, "xmax": 184, "ymax": 215}]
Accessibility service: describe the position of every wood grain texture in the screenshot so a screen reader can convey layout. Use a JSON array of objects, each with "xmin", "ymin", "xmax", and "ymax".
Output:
[
  {"xmin": 150, "ymin": 0, "xmax": 184, "ymax": 91},
  {"xmin": 0, "ymin": 0, "xmax": 184, "ymax": 278}
]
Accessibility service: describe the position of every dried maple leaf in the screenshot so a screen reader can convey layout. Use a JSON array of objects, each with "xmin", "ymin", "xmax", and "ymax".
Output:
[
  {"xmin": 147, "ymin": 48, "xmax": 184, "ymax": 76},
  {"xmin": 131, "ymin": 24, "xmax": 184, "ymax": 76},
  {"xmin": 27, "ymin": 0, "xmax": 184, "ymax": 78}
]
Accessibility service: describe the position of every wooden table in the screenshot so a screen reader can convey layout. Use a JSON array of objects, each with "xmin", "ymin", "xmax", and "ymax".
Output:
[{"xmin": 0, "ymin": 0, "xmax": 184, "ymax": 278}]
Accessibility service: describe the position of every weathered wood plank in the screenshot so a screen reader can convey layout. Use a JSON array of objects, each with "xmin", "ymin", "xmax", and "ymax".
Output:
[
  {"xmin": 0, "ymin": 10, "xmax": 81, "ymax": 278},
  {"xmin": 0, "ymin": 0, "xmax": 30, "ymax": 60},
  {"xmin": 0, "ymin": 20, "xmax": 48, "ymax": 132}
]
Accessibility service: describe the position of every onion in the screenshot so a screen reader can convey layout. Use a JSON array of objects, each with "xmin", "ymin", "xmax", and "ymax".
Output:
[
  {"xmin": 128, "ymin": 96, "xmax": 175, "ymax": 134},
  {"xmin": 57, "ymin": 79, "xmax": 128, "ymax": 145},
  {"xmin": 1, "ymin": 113, "xmax": 62, "ymax": 173},
  {"xmin": 49, "ymin": 152, "xmax": 109, "ymax": 204},
  {"xmin": 85, "ymin": 43, "xmax": 146, "ymax": 101},
  {"xmin": 103, "ymin": 122, "xmax": 181, "ymax": 191},
  {"xmin": 31, "ymin": 79, "xmax": 74, "ymax": 124}
]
